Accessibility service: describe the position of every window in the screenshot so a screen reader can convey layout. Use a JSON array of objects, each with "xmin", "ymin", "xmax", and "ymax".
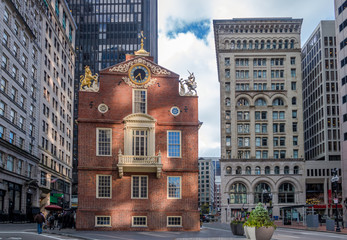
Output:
[
  {"xmin": 5, "ymin": 155, "xmax": 15, "ymax": 172},
  {"xmin": 292, "ymin": 122, "xmax": 297, "ymax": 132},
  {"xmin": 294, "ymin": 166, "xmax": 299, "ymax": 174},
  {"xmin": 132, "ymin": 216, "xmax": 147, "ymax": 227},
  {"xmin": 293, "ymin": 149, "xmax": 299, "ymax": 159},
  {"xmin": 167, "ymin": 131, "xmax": 181, "ymax": 157},
  {"xmin": 274, "ymin": 166, "xmax": 280, "ymax": 174},
  {"xmin": 229, "ymin": 183, "xmax": 247, "ymax": 204},
  {"xmin": 132, "ymin": 176, "xmax": 148, "ymax": 199},
  {"xmin": 9, "ymin": 131, "xmax": 15, "ymax": 144},
  {"xmin": 290, "ymin": 57, "xmax": 296, "ymax": 65},
  {"xmin": 95, "ymin": 216, "xmax": 111, "ymax": 227},
  {"xmin": 292, "ymin": 110, "xmax": 297, "ymax": 118},
  {"xmin": 273, "ymin": 98, "xmax": 284, "ymax": 106},
  {"xmin": 168, "ymin": 176, "xmax": 181, "ymax": 199},
  {"xmin": 226, "ymin": 166, "xmax": 232, "ymax": 174},
  {"xmin": 4, "ymin": 8, "xmax": 9, "ymax": 23},
  {"xmin": 2, "ymin": 32, "xmax": 9, "ymax": 46},
  {"xmin": 96, "ymin": 128, "xmax": 112, "ymax": 156},
  {"xmin": 96, "ymin": 175, "xmax": 112, "ymax": 198},
  {"xmin": 255, "ymin": 166, "xmax": 261, "ymax": 175},
  {"xmin": 293, "ymin": 136, "xmax": 298, "ymax": 146},
  {"xmin": 1, "ymin": 55, "xmax": 8, "ymax": 69},
  {"xmin": 284, "ymin": 166, "xmax": 290, "ymax": 174},
  {"xmin": 265, "ymin": 166, "xmax": 270, "ymax": 174},
  {"xmin": 0, "ymin": 101, "xmax": 5, "ymax": 116},
  {"xmin": 292, "ymin": 97, "xmax": 297, "ymax": 105},
  {"xmin": 278, "ymin": 183, "xmax": 295, "ymax": 203},
  {"xmin": 167, "ymin": 216, "xmax": 182, "ymax": 227},
  {"xmin": 236, "ymin": 166, "xmax": 242, "ymax": 174},
  {"xmin": 133, "ymin": 89, "xmax": 146, "ymax": 113},
  {"xmin": 255, "ymin": 98, "xmax": 267, "ymax": 106},
  {"xmin": 291, "ymin": 82, "xmax": 297, "ymax": 90},
  {"xmin": 16, "ymin": 160, "xmax": 22, "ymax": 174},
  {"xmin": 237, "ymin": 98, "xmax": 249, "ymax": 106},
  {"xmin": 132, "ymin": 130, "xmax": 148, "ymax": 156},
  {"xmin": 291, "ymin": 69, "xmax": 296, "ymax": 77},
  {"xmin": 255, "ymin": 111, "xmax": 267, "ymax": 120},
  {"xmin": 254, "ymin": 183, "xmax": 271, "ymax": 204}
]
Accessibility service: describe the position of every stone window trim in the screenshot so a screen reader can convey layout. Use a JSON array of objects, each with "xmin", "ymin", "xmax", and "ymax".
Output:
[
  {"xmin": 167, "ymin": 176, "xmax": 182, "ymax": 199},
  {"xmin": 131, "ymin": 175, "xmax": 148, "ymax": 199},
  {"xmin": 96, "ymin": 174, "xmax": 112, "ymax": 199},
  {"xmin": 132, "ymin": 216, "xmax": 147, "ymax": 227},
  {"xmin": 167, "ymin": 130, "xmax": 182, "ymax": 158},
  {"xmin": 167, "ymin": 216, "xmax": 182, "ymax": 227},
  {"xmin": 95, "ymin": 216, "xmax": 111, "ymax": 227},
  {"xmin": 96, "ymin": 128, "xmax": 112, "ymax": 156}
]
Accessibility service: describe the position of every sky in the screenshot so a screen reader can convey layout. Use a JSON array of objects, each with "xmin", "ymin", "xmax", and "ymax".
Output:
[{"xmin": 157, "ymin": 0, "xmax": 335, "ymax": 157}]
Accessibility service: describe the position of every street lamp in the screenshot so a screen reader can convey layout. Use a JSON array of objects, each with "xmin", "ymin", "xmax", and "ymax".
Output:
[
  {"xmin": 331, "ymin": 168, "xmax": 341, "ymax": 232},
  {"xmin": 226, "ymin": 195, "xmax": 230, "ymax": 222}
]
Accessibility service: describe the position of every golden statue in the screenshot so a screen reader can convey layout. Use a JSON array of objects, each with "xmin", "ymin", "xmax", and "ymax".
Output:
[{"xmin": 80, "ymin": 66, "xmax": 99, "ymax": 91}]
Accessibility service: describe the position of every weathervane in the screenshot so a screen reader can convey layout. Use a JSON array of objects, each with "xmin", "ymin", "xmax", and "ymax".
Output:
[{"xmin": 135, "ymin": 31, "xmax": 150, "ymax": 56}]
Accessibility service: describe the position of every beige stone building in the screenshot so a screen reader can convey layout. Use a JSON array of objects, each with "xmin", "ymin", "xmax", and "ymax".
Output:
[{"xmin": 213, "ymin": 18, "xmax": 306, "ymax": 223}]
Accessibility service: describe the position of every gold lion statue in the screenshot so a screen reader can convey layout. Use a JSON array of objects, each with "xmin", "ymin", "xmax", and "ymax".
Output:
[{"xmin": 80, "ymin": 66, "xmax": 99, "ymax": 90}]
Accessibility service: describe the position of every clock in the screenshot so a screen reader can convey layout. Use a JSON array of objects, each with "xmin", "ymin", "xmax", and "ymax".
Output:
[
  {"xmin": 170, "ymin": 106, "xmax": 180, "ymax": 116},
  {"xmin": 129, "ymin": 64, "xmax": 151, "ymax": 85}
]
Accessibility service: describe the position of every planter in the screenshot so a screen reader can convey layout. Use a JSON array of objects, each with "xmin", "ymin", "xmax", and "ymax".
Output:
[
  {"xmin": 326, "ymin": 219, "xmax": 335, "ymax": 231},
  {"xmin": 243, "ymin": 226, "xmax": 275, "ymax": 240},
  {"xmin": 306, "ymin": 215, "xmax": 319, "ymax": 229},
  {"xmin": 230, "ymin": 223, "xmax": 244, "ymax": 236}
]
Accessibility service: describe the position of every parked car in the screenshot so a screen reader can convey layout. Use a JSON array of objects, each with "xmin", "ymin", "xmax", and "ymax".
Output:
[{"xmin": 200, "ymin": 214, "xmax": 210, "ymax": 222}]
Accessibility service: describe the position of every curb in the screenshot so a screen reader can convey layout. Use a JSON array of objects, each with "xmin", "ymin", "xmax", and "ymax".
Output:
[{"xmin": 277, "ymin": 226, "xmax": 347, "ymax": 235}]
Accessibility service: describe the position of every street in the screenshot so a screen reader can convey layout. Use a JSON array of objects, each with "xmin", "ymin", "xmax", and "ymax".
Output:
[{"xmin": 0, "ymin": 223, "xmax": 346, "ymax": 240}]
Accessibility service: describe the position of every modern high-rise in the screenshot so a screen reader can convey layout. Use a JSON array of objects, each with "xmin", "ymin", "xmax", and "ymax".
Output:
[
  {"xmin": 38, "ymin": 0, "xmax": 76, "ymax": 211},
  {"xmin": 66, "ymin": 0, "xmax": 158, "ymax": 195},
  {"xmin": 302, "ymin": 20, "xmax": 342, "ymax": 216},
  {"xmin": 198, "ymin": 157, "xmax": 215, "ymax": 212},
  {"xmin": 214, "ymin": 18, "xmax": 306, "ymax": 223},
  {"xmin": 0, "ymin": 0, "xmax": 42, "ymax": 222},
  {"xmin": 335, "ymin": 0, "xmax": 347, "ymax": 225}
]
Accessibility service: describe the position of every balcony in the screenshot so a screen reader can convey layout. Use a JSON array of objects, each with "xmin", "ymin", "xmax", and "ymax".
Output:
[{"xmin": 117, "ymin": 150, "xmax": 163, "ymax": 178}]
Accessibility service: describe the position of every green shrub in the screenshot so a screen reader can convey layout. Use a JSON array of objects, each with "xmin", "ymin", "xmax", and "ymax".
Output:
[{"xmin": 243, "ymin": 203, "xmax": 276, "ymax": 229}]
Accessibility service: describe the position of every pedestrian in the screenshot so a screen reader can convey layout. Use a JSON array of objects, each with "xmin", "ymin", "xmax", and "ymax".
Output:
[
  {"xmin": 34, "ymin": 212, "xmax": 45, "ymax": 234},
  {"xmin": 48, "ymin": 213, "xmax": 55, "ymax": 230},
  {"xmin": 58, "ymin": 212, "xmax": 63, "ymax": 230}
]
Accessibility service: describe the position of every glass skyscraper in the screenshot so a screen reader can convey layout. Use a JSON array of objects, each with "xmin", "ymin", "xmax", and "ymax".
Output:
[{"xmin": 67, "ymin": 0, "xmax": 158, "ymax": 194}]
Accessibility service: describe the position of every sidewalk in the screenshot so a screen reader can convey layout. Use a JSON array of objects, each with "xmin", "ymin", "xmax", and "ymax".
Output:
[{"xmin": 274, "ymin": 220, "xmax": 347, "ymax": 234}]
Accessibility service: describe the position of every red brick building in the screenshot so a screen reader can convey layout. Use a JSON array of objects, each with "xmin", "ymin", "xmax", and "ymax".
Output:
[{"xmin": 76, "ymin": 50, "xmax": 200, "ymax": 231}]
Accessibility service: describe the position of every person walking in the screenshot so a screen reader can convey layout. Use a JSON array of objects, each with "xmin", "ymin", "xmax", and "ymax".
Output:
[{"xmin": 34, "ymin": 212, "xmax": 45, "ymax": 234}]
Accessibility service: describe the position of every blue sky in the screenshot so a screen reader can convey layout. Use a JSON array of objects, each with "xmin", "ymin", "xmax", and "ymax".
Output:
[{"xmin": 157, "ymin": 0, "xmax": 335, "ymax": 157}]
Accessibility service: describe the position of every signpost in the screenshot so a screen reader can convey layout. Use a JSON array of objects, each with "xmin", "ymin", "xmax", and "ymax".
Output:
[{"xmin": 331, "ymin": 169, "xmax": 341, "ymax": 232}]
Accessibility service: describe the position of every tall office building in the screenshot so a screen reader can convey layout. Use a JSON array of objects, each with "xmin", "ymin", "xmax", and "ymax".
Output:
[
  {"xmin": 67, "ymin": 0, "xmax": 158, "ymax": 195},
  {"xmin": 198, "ymin": 157, "xmax": 215, "ymax": 212},
  {"xmin": 302, "ymin": 20, "xmax": 342, "ymax": 216},
  {"xmin": 214, "ymin": 18, "xmax": 306, "ymax": 223},
  {"xmin": 335, "ymin": 0, "xmax": 347, "ymax": 225},
  {"xmin": 0, "ymin": 0, "xmax": 42, "ymax": 221},
  {"xmin": 38, "ymin": 0, "xmax": 76, "ymax": 211}
]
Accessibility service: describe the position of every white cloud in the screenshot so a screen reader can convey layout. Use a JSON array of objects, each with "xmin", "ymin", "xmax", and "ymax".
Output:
[{"xmin": 158, "ymin": 0, "xmax": 334, "ymax": 157}]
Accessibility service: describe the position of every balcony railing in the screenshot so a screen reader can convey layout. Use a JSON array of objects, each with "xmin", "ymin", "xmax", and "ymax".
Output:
[{"xmin": 117, "ymin": 150, "xmax": 162, "ymax": 178}]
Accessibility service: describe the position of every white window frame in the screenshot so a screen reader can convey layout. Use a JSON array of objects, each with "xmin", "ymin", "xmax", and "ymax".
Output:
[
  {"xmin": 167, "ymin": 176, "xmax": 182, "ymax": 199},
  {"xmin": 131, "ymin": 175, "xmax": 148, "ymax": 199},
  {"xmin": 132, "ymin": 89, "xmax": 147, "ymax": 114},
  {"xmin": 95, "ymin": 215, "xmax": 111, "ymax": 227},
  {"xmin": 167, "ymin": 216, "xmax": 182, "ymax": 227},
  {"xmin": 167, "ymin": 130, "xmax": 181, "ymax": 158},
  {"xmin": 96, "ymin": 128, "xmax": 112, "ymax": 156},
  {"xmin": 132, "ymin": 216, "xmax": 147, "ymax": 227},
  {"xmin": 96, "ymin": 174, "xmax": 112, "ymax": 199}
]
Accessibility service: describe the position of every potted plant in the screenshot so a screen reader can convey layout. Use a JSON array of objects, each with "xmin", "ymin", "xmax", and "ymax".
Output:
[
  {"xmin": 243, "ymin": 203, "xmax": 276, "ymax": 240},
  {"xmin": 230, "ymin": 219, "xmax": 245, "ymax": 236}
]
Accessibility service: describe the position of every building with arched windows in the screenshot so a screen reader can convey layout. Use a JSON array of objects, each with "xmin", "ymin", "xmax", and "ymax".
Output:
[{"xmin": 213, "ymin": 18, "xmax": 306, "ymax": 222}]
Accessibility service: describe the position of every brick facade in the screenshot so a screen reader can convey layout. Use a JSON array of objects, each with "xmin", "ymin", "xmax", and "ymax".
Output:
[{"xmin": 76, "ymin": 54, "xmax": 200, "ymax": 231}]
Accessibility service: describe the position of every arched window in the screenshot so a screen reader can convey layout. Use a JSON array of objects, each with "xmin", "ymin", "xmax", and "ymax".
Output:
[
  {"xmin": 265, "ymin": 166, "xmax": 270, "ymax": 174},
  {"xmin": 237, "ymin": 98, "xmax": 249, "ymax": 106},
  {"xmin": 249, "ymin": 40, "xmax": 253, "ymax": 49},
  {"xmin": 284, "ymin": 166, "xmax": 290, "ymax": 174},
  {"xmin": 273, "ymin": 98, "xmax": 284, "ymax": 106},
  {"xmin": 246, "ymin": 166, "xmax": 251, "ymax": 174},
  {"xmin": 231, "ymin": 41, "xmax": 235, "ymax": 49},
  {"xmin": 237, "ymin": 40, "xmax": 241, "ymax": 49},
  {"xmin": 255, "ymin": 166, "xmax": 261, "ymax": 175},
  {"xmin": 254, "ymin": 182, "xmax": 271, "ymax": 203},
  {"xmin": 255, "ymin": 40, "xmax": 259, "ymax": 49},
  {"xmin": 274, "ymin": 166, "xmax": 280, "ymax": 174},
  {"xmin": 266, "ymin": 40, "xmax": 271, "ymax": 49},
  {"xmin": 225, "ymin": 97, "xmax": 231, "ymax": 106},
  {"xmin": 294, "ymin": 166, "xmax": 299, "ymax": 174},
  {"xmin": 226, "ymin": 166, "xmax": 232, "ymax": 174},
  {"xmin": 236, "ymin": 166, "xmax": 242, "ymax": 175},
  {"xmin": 255, "ymin": 98, "xmax": 267, "ymax": 106},
  {"xmin": 229, "ymin": 183, "xmax": 247, "ymax": 204},
  {"xmin": 260, "ymin": 40, "xmax": 265, "ymax": 49},
  {"xmin": 273, "ymin": 40, "xmax": 277, "ymax": 49},
  {"xmin": 278, "ymin": 183, "xmax": 295, "ymax": 203},
  {"xmin": 284, "ymin": 40, "xmax": 289, "ymax": 49},
  {"xmin": 278, "ymin": 40, "xmax": 283, "ymax": 49},
  {"xmin": 290, "ymin": 40, "xmax": 295, "ymax": 49},
  {"xmin": 243, "ymin": 40, "xmax": 247, "ymax": 49},
  {"xmin": 292, "ymin": 97, "xmax": 296, "ymax": 105}
]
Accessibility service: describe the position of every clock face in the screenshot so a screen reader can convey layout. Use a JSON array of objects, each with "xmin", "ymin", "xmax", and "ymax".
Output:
[
  {"xmin": 129, "ymin": 64, "xmax": 151, "ymax": 85},
  {"xmin": 170, "ymin": 106, "xmax": 180, "ymax": 116}
]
